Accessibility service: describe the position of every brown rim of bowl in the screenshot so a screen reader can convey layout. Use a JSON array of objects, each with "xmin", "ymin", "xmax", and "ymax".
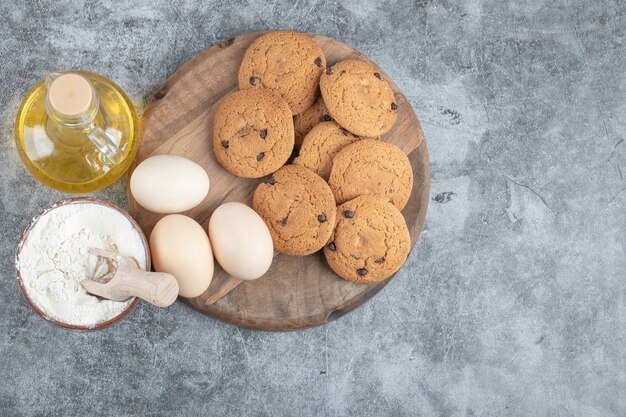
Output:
[{"xmin": 15, "ymin": 197, "xmax": 151, "ymax": 331}]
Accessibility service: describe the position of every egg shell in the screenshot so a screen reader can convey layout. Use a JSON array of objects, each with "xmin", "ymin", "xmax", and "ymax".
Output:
[
  {"xmin": 208, "ymin": 202, "xmax": 273, "ymax": 281},
  {"xmin": 150, "ymin": 214, "xmax": 213, "ymax": 298},
  {"xmin": 130, "ymin": 155, "xmax": 209, "ymax": 214}
]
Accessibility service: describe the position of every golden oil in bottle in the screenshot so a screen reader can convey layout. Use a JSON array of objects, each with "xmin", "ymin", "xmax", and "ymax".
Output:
[{"xmin": 15, "ymin": 71, "xmax": 139, "ymax": 194}]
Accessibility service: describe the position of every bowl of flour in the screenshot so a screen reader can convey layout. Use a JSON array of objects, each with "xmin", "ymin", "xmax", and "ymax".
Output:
[{"xmin": 15, "ymin": 197, "xmax": 150, "ymax": 330}]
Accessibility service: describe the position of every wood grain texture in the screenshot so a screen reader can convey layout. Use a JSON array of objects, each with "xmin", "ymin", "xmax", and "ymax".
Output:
[{"xmin": 128, "ymin": 32, "xmax": 430, "ymax": 331}]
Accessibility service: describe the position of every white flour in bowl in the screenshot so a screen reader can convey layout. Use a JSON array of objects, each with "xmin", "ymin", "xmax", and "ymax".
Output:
[{"xmin": 17, "ymin": 202, "xmax": 147, "ymax": 328}]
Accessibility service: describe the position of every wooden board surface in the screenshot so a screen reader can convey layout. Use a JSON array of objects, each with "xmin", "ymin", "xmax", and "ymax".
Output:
[{"xmin": 128, "ymin": 32, "xmax": 430, "ymax": 331}]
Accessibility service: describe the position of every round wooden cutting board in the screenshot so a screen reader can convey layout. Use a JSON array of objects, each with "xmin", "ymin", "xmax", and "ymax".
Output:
[{"xmin": 128, "ymin": 32, "xmax": 430, "ymax": 331}]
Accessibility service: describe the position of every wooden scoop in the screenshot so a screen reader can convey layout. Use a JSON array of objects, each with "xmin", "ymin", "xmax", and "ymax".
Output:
[{"xmin": 81, "ymin": 248, "xmax": 179, "ymax": 307}]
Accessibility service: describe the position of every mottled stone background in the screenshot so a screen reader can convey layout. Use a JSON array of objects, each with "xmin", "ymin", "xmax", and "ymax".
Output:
[{"xmin": 1, "ymin": 0, "xmax": 624, "ymax": 416}]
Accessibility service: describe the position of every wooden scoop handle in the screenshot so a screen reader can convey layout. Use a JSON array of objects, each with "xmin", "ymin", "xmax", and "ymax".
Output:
[{"xmin": 129, "ymin": 271, "xmax": 180, "ymax": 307}]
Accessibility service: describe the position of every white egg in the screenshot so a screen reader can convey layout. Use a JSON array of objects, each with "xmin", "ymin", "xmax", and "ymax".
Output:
[
  {"xmin": 208, "ymin": 202, "xmax": 273, "ymax": 281},
  {"xmin": 130, "ymin": 155, "xmax": 209, "ymax": 214},
  {"xmin": 150, "ymin": 214, "xmax": 213, "ymax": 298}
]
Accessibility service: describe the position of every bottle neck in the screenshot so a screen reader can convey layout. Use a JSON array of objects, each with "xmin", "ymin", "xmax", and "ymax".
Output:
[
  {"xmin": 43, "ymin": 73, "xmax": 121, "ymax": 164},
  {"xmin": 44, "ymin": 73, "xmax": 100, "ymax": 129}
]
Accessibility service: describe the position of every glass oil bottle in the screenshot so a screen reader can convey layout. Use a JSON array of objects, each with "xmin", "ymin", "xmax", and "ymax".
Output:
[{"xmin": 15, "ymin": 71, "xmax": 139, "ymax": 193}]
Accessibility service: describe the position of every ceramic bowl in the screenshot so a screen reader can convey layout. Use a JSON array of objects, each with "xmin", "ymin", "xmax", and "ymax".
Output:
[{"xmin": 15, "ymin": 197, "xmax": 151, "ymax": 330}]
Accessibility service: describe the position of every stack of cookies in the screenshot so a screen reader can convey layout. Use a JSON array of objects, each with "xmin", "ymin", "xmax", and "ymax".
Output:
[{"xmin": 213, "ymin": 31, "xmax": 413, "ymax": 284}]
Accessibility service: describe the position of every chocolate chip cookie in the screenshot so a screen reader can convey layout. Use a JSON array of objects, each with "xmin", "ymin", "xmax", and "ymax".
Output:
[
  {"xmin": 324, "ymin": 195, "xmax": 411, "ymax": 284},
  {"xmin": 293, "ymin": 95, "xmax": 332, "ymax": 147},
  {"xmin": 293, "ymin": 121, "xmax": 377, "ymax": 180},
  {"xmin": 328, "ymin": 139, "xmax": 413, "ymax": 210},
  {"xmin": 213, "ymin": 89, "xmax": 294, "ymax": 178},
  {"xmin": 320, "ymin": 59, "xmax": 397, "ymax": 137},
  {"xmin": 239, "ymin": 31, "xmax": 326, "ymax": 115},
  {"xmin": 252, "ymin": 165, "xmax": 337, "ymax": 256}
]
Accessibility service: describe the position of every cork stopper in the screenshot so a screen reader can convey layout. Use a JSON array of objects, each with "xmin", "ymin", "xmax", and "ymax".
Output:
[{"xmin": 47, "ymin": 73, "xmax": 93, "ymax": 118}]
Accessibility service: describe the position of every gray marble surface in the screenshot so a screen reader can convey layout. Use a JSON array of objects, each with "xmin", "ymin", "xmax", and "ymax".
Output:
[{"xmin": 1, "ymin": 0, "xmax": 625, "ymax": 416}]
